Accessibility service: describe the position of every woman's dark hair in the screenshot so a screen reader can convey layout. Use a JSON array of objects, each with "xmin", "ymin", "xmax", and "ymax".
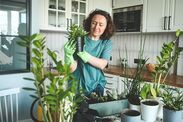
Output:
[{"xmin": 83, "ymin": 9, "xmax": 115, "ymax": 40}]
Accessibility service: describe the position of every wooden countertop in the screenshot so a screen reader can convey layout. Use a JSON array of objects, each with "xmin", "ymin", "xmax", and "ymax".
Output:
[{"xmin": 103, "ymin": 65, "xmax": 183, "ymax": 88}]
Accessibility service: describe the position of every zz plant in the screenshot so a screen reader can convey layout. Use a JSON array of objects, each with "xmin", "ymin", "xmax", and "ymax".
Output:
[
  {"xmin": 161, "ymin": 86, "xmax": 183, "ymax": 111},
  {"xmin": 140, "ymin": 29, "xmax": 183, "ymax": 99},
  {"xmin": 17, "ymin": 33, "xmax": 82, "ymax": 122}
]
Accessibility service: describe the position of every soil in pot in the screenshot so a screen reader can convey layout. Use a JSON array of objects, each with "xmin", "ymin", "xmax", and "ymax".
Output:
[
  {"xmin": 124, "ymin": 110, "xmax": 140, "ymax": 116},
  {"xmin": 142, "ymin": 100, "xmax": 159, "ymax": 106},
  {"xmin": 121, "ymin": 109, "xmax": 141, "ymax": 122},
  {"xmin": 128, "ymin": 95, "xmax": 141, "ymax": 112},
  {"xmin": 128, "ymin": 95, "xmax": 140, "ymax": 105}
]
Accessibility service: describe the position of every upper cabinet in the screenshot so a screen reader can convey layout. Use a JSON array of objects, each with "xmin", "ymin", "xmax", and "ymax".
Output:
[
  {"xmin": 143, "ymin": 0, "xmax": 183, "ymax": 32},
  {"xmin": 41, "ymin": 0, "xmax": 87, "ymax": 31},
  {"xmin": 170, "ymin": 0, "xmax": 183, "ymax": 31},
  {"xmin": 88, "ymin": 0, "xmax": 112, "ymax": 15},
  {"xmin": 112, "ymin": 0, "xmax": 143, "ymax": 9}
]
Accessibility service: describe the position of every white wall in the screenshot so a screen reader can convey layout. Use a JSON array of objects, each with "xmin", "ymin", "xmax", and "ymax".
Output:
[
  {"xmin": 41, "ymin": 31, "xmax": 183, "ymax": 76},
  {"xmin": 110, "ymin": 32, "xmax": 183, "ymax": 75}
]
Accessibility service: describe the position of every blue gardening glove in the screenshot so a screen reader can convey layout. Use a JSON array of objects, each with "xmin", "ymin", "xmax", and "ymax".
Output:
[
  {"xmin": 77, "ymin": 51, "xmax": 91, "ymax": 63},
  {"xmin": 64, "ymin": 40, "xmax": 76, "ymax": 65}
]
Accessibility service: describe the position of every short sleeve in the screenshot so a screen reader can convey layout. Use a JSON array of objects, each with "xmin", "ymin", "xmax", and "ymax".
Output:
[{"xmin": 101, "ymin": 40, "xmax": 112, "ymax": 61}]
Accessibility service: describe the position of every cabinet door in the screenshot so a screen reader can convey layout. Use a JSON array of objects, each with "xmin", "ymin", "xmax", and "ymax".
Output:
[
  {"xmin": 88, "ymin": 0, "xmax": 112, "ymax": 14},
  {"xmin": 104, "ymin": 73, "xmax": 120, "ymax": 95},
  {"xmin": 71, "ymin": 0, "xmax": 87, "ymax": 25},
  {"xmin": 143, "ymin": 0, "xmax": 182, "ymax": 32},
  {"xmin": 170, "ymin": 0, "xmax": 183, "ymax": 31},
  {"xmin": 42, "ymin": 0, "xmax": 87, "ymax": 31},
  {"xmin": 143, "ymin": 0, "xmax": 166, "ymax": 32},
  {"xmin": 113, "ymin": 0, "xmax": 143, "ymax": 9},
  {"xmin": 44, "ymin": 0, "xmax": 68, "ymax": 30}
]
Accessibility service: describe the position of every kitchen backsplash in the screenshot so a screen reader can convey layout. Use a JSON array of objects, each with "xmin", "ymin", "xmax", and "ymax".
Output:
[{"xmin": 41, "ymin": 31, "xmax": 183, "ymax": 76}]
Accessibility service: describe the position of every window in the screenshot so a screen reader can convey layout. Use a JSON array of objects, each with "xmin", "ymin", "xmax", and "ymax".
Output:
[{"xmin": 0, "ymin": 0, "xmax": 31, "ymax": 74}]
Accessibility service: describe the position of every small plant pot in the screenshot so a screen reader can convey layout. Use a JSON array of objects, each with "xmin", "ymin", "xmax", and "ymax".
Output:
[
  {"xmin": 76, "ymin": 36, "xmax": 84, "ymax": 52},
  {"xmin": 141, "ymin": 99, "xmax": 159, "ymax": 122},
  {"xmin": 163, "ymin": 107, "xmax": 183, "ymax": 122},
  {"xmin": 128, "ymin": 95, "xmax": 141, "ymax": 112},
  {"xmin": 128, "ymin": 102, "xmax": 140, "ymax": 112},
  {"xmin": 121, "ymin": 109, "xmax": 141, "ymax": 122}
]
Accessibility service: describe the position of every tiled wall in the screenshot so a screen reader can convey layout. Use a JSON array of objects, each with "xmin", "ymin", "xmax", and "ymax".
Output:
[{"xmin": 41, "ymin": 31, "xmax": 183, "ymax": 75}]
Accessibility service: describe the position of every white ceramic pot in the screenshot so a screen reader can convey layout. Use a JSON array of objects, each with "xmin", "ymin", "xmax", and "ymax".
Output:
[
  {"xmin": 128, "ymin": 102, "xmax": 140, "ymax": 112},
  {"xmin": 156, "ymin": 97, "xmax": 164, "ymax": 121},
  {"xmin": 140, "ymin": 99, "xmax": 159, "ymax": 122},
  {"xmin": 121, "ymin": 109, "xmax": 141, "ymax": 122}
]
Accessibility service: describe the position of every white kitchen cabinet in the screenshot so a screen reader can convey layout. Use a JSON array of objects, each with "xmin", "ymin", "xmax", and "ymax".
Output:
[
  {"xmin": 143, "ymin": 0, "xmax": 183, "ymax": 32},
  {"xmin": 104, "ymin": 73, "xmax": 121, "ymax": 95},
  {"xmin": 41, "ymin": 0, "xmax": 88, "ymax": 31},
  {"xmin": 112, "ymin": 0, "xmax": 143, "ymax": 9},
  {"xmin": 88, "ymin": 0, "xmax": 112, "ymax": 15},
  {"xmin": 170, "ymin": 0, "xmax": 183, "ymax": 31}
]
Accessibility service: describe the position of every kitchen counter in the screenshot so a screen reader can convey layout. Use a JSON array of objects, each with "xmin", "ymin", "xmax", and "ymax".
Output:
[{"xmin": 103, "ymin": 65, "xmax": 183, "ymax": 88}]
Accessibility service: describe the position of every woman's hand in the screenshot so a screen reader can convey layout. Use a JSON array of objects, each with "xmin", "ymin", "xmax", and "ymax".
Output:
[
  {"xmin": 77, "ymin": 51, "xmax": 91, "ymax": 63},
  {"xmin": 64, "ymin": 40, "xmax": 76, "ymax": 65}
]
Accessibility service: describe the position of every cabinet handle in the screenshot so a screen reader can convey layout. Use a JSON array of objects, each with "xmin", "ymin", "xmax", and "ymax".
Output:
[
  {"xmin": 70, "ymin": 19, "xmax": 72, "ymax": 26},
  {"xmin": 105, "ymin": 76, "xmax": 113, "ymax": 78},
  {"xmin": 66, "ymin": 18, "xmax": 69, "ymax": 30},
  {"xmin": 164, "ymin": 16, "xmax": 167, "ymax": 30},
  {"xmin": 168, "ymin": 16, "xmax": 171, "ymax": 30},
  {"xmin": 112, "ymin": 0, "xmax": 114, "ymax": 8},
  {"xmin": 106, "ymin": 82, "xmax": 113, "ymax": 85}
]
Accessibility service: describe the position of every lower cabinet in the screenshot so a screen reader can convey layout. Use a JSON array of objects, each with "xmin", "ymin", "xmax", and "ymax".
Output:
[{"xmin": 104, "ymin": 73, "xmax": 125, "ymax": 95}]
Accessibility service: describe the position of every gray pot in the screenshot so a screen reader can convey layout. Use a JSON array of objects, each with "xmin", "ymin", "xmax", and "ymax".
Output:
[
  {"xmin": 121, "ymin": 109, "xmax": 141, "ymax": 122},
  {"xmin": 163, "ymin": 107, "xmax": 183, "ymax": 122}
]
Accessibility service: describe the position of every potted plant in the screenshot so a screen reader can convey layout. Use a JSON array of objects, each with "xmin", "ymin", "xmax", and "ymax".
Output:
[
  {"xmin": 140, "ymin": 29, "xmax": 183, "ymax": 99},
  {"xmin": 121, "ymin": 109, "xmax": 141, "ymax": 122},
  {"xmin": 140, "ymin": 29, "xmax": 183, "ymax": 121},
  {"xmin": 17, "ymin": 33, "xmax": 84, "ymax": 122},
  {"xmin": 88, "ymin": 92, "xmax": 128, "ymax": 117},
  {"xmin": 67, "ymin": 24, "xmax": 87, "ymax": 52},
  {"xmin": 120, "ymin": 33, "xmax": 148, "ymax": 112},
  {"xmin": 161, "ymin": 86, "xmax": 183, "ymax": 122}
]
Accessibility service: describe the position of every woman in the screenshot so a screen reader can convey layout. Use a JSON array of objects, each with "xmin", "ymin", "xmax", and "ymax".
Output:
[{"xmin": 64, "ymin": 9, "xmax": 115, "ymax": 96}]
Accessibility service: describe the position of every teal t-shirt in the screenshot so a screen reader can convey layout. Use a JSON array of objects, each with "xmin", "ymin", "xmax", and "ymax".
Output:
[{"xmin": 73, "ymin": 35, "xmax": 112, "ymax": 95}]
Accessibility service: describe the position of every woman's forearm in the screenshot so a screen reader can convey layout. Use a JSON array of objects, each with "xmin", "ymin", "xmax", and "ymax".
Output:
[{"xmin": 88, "ymin": 56, "xmax": 108, "ymax": 70}]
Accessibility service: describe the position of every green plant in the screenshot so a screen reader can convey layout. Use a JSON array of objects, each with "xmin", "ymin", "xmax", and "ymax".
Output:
[
  {"xmin": 140, "ymin": 29, "xmax": 183, "ymax": 99},
  {"xmin": 120, "ymin": 33, "xmax": 148, "ymax": 100},
  {"xmin": 161, "ymin": 86, "xmax": 183, "ymax": 111},
  {"xmin": 17, "ymin": 33, "xmax": 83, "ymax": 122},
  {"xmin": 67, "ymin": 24, "xmax": 87, "ymax": 42}
]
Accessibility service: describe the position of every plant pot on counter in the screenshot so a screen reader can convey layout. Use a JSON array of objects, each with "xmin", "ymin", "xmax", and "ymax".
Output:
[
  {"xmin": 163, "ymin": 107, "xmax": 183, "ymax": 122},
  {"xmin": 121, "ymin": 109, "xmax": 141, "ymax": 122},
  {"xmin": 128, "ymin": 95, "xmax": 141, "ymax": 112},
  {"xmin": 140, "ymin": 99, "xmax": 159, "ymax": 122},
  {"xmin": 89, "ymin": 99, "xmax": 128, "ymax": 117}
]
